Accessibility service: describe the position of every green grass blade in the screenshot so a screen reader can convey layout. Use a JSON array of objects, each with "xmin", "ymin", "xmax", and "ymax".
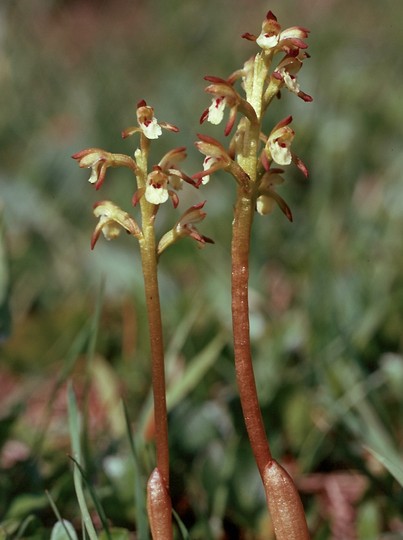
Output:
[
  {"xmin": 14, "ymin": 515, "xmax": 36, "ymax": 540},
  {"xmin": 69, "ymin": 457, "xmax": 112, "ymax": 540},
  {"xmin": 139, "ymin": 332, "xmax": 226, "ymax": 435},
  {"xmin": 32, "ymin": 323, "xmax": 90, "ymax": 454},
  {"xmin": 166, "ymin": 332, "xmax": 226, "ymax": 410},
  {"xmin": 46, "ymin": 490, "xmax": 76, "ymax": 540},
  {"xmin": 172, "ymin": 508, "xmax": 189, "ymax": 540},
  {"xmin": 67, "ymin": 383, "xmax": 98, "ymax": 540},
  {"xmin": 365, "ymin": 446, "xmax": 403, "ymax": 487},
  {"xmin": 0, "ymin": 205, "xmax": 11, "ymax": 342},
  {"xmin": 82, "ymin": 281, "xmax": 105, "ymax": 469}
]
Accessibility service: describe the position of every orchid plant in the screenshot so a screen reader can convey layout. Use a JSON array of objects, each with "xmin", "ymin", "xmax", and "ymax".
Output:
[
  {"xmin": 73, "ymin": 101, "xmax": 212, "ymax": 540},
  {"xmin": 73, "ymin": 9, "xmax": 312, "ymax": 540},
  {"xmin": 194, "ymin": 11, "xmax": 312, "ymax": 539}
]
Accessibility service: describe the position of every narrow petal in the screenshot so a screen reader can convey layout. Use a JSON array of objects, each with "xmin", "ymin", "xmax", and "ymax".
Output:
[
  {"xmin": 292, "ymin": 154, "xmax": 309, "ymax": 178},
  {"xmin": 241, "ymin": 32, "xmax": 257, "ymax": 41},
  {"xmin": 159, "ymin": 121, "xmax": 180, "ymax": 133},
  {"xmin": 121, "ymin": 126, "xmax": 141, "ymax": 139}
]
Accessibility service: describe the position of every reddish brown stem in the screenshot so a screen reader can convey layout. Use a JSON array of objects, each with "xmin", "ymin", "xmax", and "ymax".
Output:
[
  {"xmin": 231, "ymin": 190, "xmax": 310, "ymax": 539},
  {"xmin": 231, "ymin": 191, "xmax": 272, "ymax": 477},
  {"xmin": 140, "ymin": 234, "xmax": 170, "ymax": 488}
]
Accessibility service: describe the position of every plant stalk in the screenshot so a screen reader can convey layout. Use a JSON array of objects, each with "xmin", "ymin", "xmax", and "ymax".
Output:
[
  {"xmin": 231, "ymin": 191, "xmax": 273, "ymax": 477},
  {"xmin": 140, "ymin": 225, "xmax": 170, "ymax": 488}
]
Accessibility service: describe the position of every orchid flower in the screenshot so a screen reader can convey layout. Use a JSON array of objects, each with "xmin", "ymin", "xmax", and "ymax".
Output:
[
  {"xmin": 157, "ymin": 201, "xmax": 214, "ymax": 255},
  {"xmin": 90, "ymin": 200, "xmax": 141, "ymax": 249},
  {"xmin": 243, "ymin": 11, "xmax": 309, "ymax": 54},
  {"xmin": 72, "ymin": 148, "xmax": 137, "ymax": 190},
  {"xmin": 122, "ymin": 100, "xmax": 179, "ymax": 140},
  {"xmin": 256, "ymin": 169, "xmax": 292, "ymax": 221}
]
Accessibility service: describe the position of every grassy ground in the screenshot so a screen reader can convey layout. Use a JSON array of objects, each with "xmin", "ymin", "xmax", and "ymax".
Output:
[{"xmin": 1, "ymin": 0, "xmax": 403, "ymax": 538}]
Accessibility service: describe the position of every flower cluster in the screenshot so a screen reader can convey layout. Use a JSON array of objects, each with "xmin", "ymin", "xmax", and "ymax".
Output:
[
  {"xmin": 74, "ymin": 101, "xmax": 210, "ymax": 251},
  {"xmin": 195, "ymin": 10, "xmax": 312, "ymax": 220}
]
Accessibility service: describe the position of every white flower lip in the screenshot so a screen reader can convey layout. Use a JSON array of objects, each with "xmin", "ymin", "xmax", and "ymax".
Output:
[
  {"xmin": 140, "ymin": 117, "xmax": 163, "ymax": 139},
  {"xmin": 145, "ymin": 183, "xmax": 169, "ymax": 205},
  {"xmin": 270, "ymin": 140, "xmax": 292, "ymax": 165},
  {"xmin": 256, "ymin": 33, "xmax": 279, "ymax": 49},
  {"xmin": 207, "ymin": 98, "xmax": 226, "ymax": 125}
]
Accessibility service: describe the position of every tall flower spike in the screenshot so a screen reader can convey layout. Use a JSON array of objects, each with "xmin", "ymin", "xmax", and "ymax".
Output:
[
  {"xmin": 122, "ymin": 100, "xmax": 179, "ymax": 140},
  {"xmin": 91, "ymin": 200, "xmax": 141, "ymax": 249},
  {"xmin": 243, "ymin": 11, "xmax": 309, "ymax": 54}
]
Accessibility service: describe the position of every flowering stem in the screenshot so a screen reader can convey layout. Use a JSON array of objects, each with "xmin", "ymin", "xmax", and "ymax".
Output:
[
  {"xmin": 137, "ymin": 134, "xmax": 170, "ymax": 489},
  {"xmin": 133, "ymin": 135, "xmax": 172, "ymax": 540},
  {"xmin": 138, "ymin": 168, "xmax": 173, "ymax": 538},
  {"xmin": 231, "ymin": 149, "xmax": 310, "ymax": 540},
  {"xmin": 230, "ymin": 54, "xmax": 273, "ymax": 476},
  {"xmin": 229, "ymin": 47, "xmax": 310, "ymax": 537},
  {"xmin": 139, "ymin": 227, "xmax": 170, "ymax": 487},
  {"xmin": 231, "ymin": 190, "xmax": 273, "ymax": 475}
]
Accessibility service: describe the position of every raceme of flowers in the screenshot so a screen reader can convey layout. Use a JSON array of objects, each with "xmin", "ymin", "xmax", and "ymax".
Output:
[
  {"xmin": 194, "ymin": 9, "xmax": 312, "ymax": 221},
  {"xmin": 73, "ymin": 101, "xmax": 209, "ymax": 251}
]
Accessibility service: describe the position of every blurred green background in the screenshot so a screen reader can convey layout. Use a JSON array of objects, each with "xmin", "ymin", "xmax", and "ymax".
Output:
[{"xmin": 1, "ymin": 0, "xmax": 403, "ymax": 538}]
